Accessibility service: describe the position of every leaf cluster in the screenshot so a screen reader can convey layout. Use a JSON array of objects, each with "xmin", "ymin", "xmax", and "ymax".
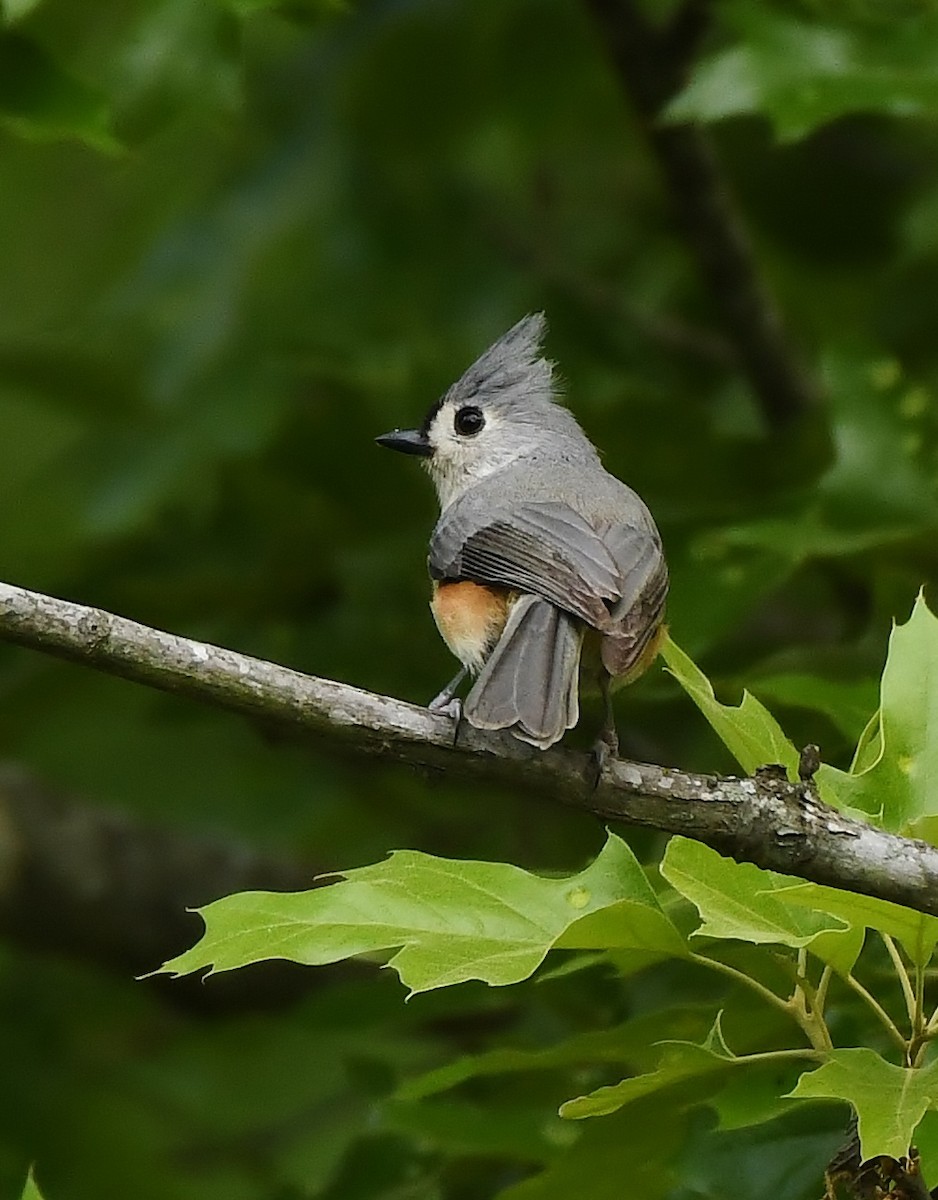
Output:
[{"xmin": 159, "ymin": 600, "xmax": 938, "ymax": 1193}]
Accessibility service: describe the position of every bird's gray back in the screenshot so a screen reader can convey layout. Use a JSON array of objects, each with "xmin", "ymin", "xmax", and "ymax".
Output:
[{"xmin": 437, "ymin": 455, "xmax": 659, "ymax": 542}]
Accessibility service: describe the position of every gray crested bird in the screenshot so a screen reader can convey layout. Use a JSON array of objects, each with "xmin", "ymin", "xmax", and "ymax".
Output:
[{"xmin": 376, "ymin": 314, "xmax": 668, "ymax": 752}]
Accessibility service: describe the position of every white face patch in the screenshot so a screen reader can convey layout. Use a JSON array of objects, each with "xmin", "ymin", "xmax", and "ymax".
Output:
[{"xmin": 423, "ymin": 400, "xmax": 539, "ymax": 509}]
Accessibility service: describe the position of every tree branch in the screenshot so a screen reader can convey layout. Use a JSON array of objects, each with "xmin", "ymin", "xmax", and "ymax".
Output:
[
  {"xmin": 1, "ymin": 580, "xmax": 937, "ymax": 917},
  {"xmin": 584, "ymin": 0, "xmax": 819, "ymax": 428}
]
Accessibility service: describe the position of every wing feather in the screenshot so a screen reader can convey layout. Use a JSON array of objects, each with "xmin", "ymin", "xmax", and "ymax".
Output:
[
  {"xmin": 430, "ymin": 498, "xmax": 666, "ymax": 642},
  {"xmin": 431, "ymin": 501, "xmax": 621, "ymax": 627}
]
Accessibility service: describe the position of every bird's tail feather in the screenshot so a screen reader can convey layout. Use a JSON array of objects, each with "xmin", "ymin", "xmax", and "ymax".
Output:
[{"xmin": 464, "ymin": 596, "xmax": 581, "ymax": 749}]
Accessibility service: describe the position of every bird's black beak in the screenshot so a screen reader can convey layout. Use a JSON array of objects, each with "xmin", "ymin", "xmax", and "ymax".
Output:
[{"xmin": 375, "ymin": 428, "xmax": 433, "ymax": 457}]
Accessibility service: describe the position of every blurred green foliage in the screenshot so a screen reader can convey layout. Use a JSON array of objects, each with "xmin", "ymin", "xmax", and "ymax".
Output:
[{"xmin": 3, "ymin": 0, "xmax": 938, "ymax": 1196}]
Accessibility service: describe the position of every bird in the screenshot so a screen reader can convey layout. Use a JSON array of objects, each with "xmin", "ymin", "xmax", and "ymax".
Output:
[{"xmin": 376, "ymin": 313, "xmax": 667, "ymax": 754}]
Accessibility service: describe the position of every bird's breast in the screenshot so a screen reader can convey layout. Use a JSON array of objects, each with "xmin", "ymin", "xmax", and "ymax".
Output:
[{"xmin": 430, "ymin": 580, "xmax": 513, "ymax": 673}]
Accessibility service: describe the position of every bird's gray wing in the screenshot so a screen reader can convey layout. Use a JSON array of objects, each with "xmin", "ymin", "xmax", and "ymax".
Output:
[
  {"xmin": 430, "ymin": 500, "xmax": 628, "ymax": 629},
  {"xmin": 601, "ymin": 523, "xmax": 668, "ymax": 621},
  {"xmin": 599, "ymin": 522, "xmax": 669, "ymax": 676}
]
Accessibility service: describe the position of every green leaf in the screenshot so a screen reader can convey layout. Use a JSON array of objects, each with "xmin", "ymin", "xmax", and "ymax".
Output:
[
  {"xmin": 555, "ymin": 897, "xmax": 686, "ymax": 956},
  {"xmin": 559, "ymin": 1015, "xmax": 807, "ymax": 1121},
  {"xmin": 19, "ymin": 1170, "xmax": 44, "ymax": 1200},
  {"xmin": 497, "ymin": 1094, "xmax": 694, "ymax": 1199},
  {"xmin": 789, "ymin": 1049, "xmax": 938, "ymax": 1159},
  {"xmin": 913, "ymin": 1110, "xmax": 938, "ymax": 1192},
  {"xmin": 851, "ymin": 709, "xmax": 884, "ymax": 775},
  {"xmin": 711, "ymin": 1067, "xmax": 800, "ymax": 1131},
  {"xmin": 748, "ymin": 672, "xmax": 877, "ymax": 743},
  {"xmin": 708, "ymin": 512, "xmax": 922, "ymax": 564},
  {"xmin": 2, "ymin": 0, "xmax": 42, "ymax": 23},
  {"xmin": 660, "ymin": 838, "xmax": 862, "ymax": 974},
  {"xmin": 397, "ymin": 1005, "xmax": 716, "ymax": 1101},
  {"xmin": 559, "ymin": 1039, "xmax": 732, "ymax": 1120},
  {"xmin": 160, "ymin": 833, "xmax": 686, "ymax": 994},
  {"xmin": 818, "ymin": 593, "xmax": 938, "ymax": 834},
  {"xmin": 772, "ymin": 882, "xmax": 938, "ymax": 968},
  {"xmin": 818, "ymin": 353, "xmax": 938, "ymax": 531},
  {"xmin": 385, "ymin": 1097, "xmax": 565, "ymax": 1164},
  {"xmin": 0, "ymin": 33, "xmax": 118, "ymax": 150},
  {"xmin": 660, "ymin": 635, "xmax": 799, "ymax": 777},
  {"xmin": 666, "ymin": 8, "xmax": 938, "ymax": 142}
]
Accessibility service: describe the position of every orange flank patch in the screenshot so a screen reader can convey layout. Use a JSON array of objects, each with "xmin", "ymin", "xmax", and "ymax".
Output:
[{"xmin": 431, "ymin": 581, "xmax": 511, "ymax": 672}]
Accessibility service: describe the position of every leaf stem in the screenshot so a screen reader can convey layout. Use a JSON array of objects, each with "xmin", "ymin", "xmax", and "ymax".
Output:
[
  {"xmin": 689, "ymin": 952, "xmax": 792, "ymax": 1016},
  {"xmin": 732, "ymin": 1047, "xmax": 824, "ymax": 1067},
  {"xmin": 842, "ymin": 972, "xmax": 908, "ymax": 1055},
  {"xmin": 882, "ymin": 933, "xmax": 917, "ymax": 1025},
  {"xmin": 814, "ymin": 964, "xmax": 833, "ymax": 1017},
  {"xmin": 912, "ymin": 1001, "xmax": 938, "ymax": 1066},
  {"xmin": 689, "ymin": 952, "xmax": 828, "ymax": 1050},
  {"xmin": 779, "ymin": 950, "xmax": 834, "ymax": 1052},
  {"xmin": 907, "ymin": 963, "xmax": 929, "ymax": 1065},
  {"xmin": 793, "ymin": 947, "xmax": 809, "ymax": 1008},
  {"xmin": 915, "ymin": 961, "xmax": 925, "ymax": 1030}
]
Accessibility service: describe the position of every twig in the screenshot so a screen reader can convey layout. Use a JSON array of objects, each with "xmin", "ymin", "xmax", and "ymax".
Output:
[
  {"xmin": 3, "ymin": 582, "xmax": 938, "ymax": 920},
  {"xmin": 583, "ymin": 0, "xmax": 819, "ymax": 428}
]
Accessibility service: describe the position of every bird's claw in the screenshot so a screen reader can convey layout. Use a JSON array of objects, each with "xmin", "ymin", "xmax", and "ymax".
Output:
[
  {"xmin": 430, "ymin": 695, "xmax": 462, "ymax": 720},
  {"xmin": 429, "ymin": 696, "xmax": 463, "ymax": 746}
]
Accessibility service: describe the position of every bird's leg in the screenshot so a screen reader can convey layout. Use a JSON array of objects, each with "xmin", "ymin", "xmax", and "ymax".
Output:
[
  {"xmin": 600, "ymin": 674, "xmax": 619, "ymax": 756},
  {"xmin": 591, "ymin": 674, "xmax": 619, "ymax": 786},
  {"xmin": 429, "ymin": 667, "xmax": 468, "ymax": 718},
  {"xmin": 429, "ymin": 668, "xmax": 467, "ymax": 748}
]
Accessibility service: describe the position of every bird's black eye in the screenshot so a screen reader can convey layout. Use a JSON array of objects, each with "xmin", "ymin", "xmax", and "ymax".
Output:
[{"xmin": 454, "ymin": 406, "xmax": 485, "ymax": 436}]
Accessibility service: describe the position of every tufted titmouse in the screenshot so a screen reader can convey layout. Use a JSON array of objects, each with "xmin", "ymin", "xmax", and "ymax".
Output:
[{"xmin": 376, "ymin": 314, "xmax": 667, "ymax": 752}]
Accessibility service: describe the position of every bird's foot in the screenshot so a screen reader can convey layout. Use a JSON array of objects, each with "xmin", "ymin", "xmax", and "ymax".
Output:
[
  {"xmin": 430, "ymin": 696, "xmax": 462, "ymax": 721},
  {"xmin": 429, "ymin": 696, "xmax": 463, "ymax": 746},
  {"xmin": 429, "ymin": 667, "xmax": 468, "ymax": 713}
]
